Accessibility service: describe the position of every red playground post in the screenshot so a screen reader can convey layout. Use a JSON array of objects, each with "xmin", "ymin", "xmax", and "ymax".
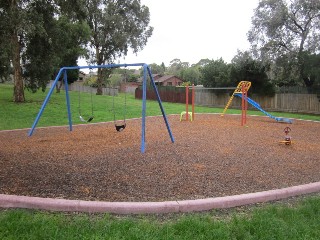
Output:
[
  {"xmin": 241, "ymin": 83, "xmax": 248, "ymax": 126},
  {"xmin": 186, "ymin": 85, "xmax": 189, "ymax": 121},
  {"xmin": 180, "ymin": 84, "xmax": 195, "ymax": 122}
]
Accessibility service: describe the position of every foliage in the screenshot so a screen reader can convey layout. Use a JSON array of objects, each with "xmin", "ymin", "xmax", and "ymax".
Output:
[
  {"xmin": 301, "ymin": 52, "xmax": 320, "ymax": 88},
  {"xmin": 231, "ymin": 51, "xmax": 275, "ymax": 96},
  {"xmin": 167, "ymin": 58, "xmax": 189, "ymax": 76},
  {"xmin": 248, "ymin": 0, "xmax": 320, "ymax": 86},
  {"xmin": 0, "ymin": 0, "xmax": 90, "ymax": 101},
  {"xmin": 23, "ymin": 12, "xmax": 90, "ymax": 92},
  {"xmin": 85, "ymin": 0, "xmax": 153, "ymax": 95},
  {"xmin": 200, "ymin": 58, "xmax": 231, "ymax": 88},
  {"xmin": 0, "ymin": 12, "xmax": 11, "ymax": 83},
  {"xmin": 179, "ymin": 66, "xmax": 201, "ymax": 85},
  {"xmin": 148, "ymin": 63, "xmax": 165, "ymax": 75}
]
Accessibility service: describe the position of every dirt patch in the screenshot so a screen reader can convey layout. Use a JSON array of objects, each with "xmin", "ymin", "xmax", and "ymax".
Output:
[{"xmin": 1, "ymin": 114, "xmax": 319, "ymax": 202}]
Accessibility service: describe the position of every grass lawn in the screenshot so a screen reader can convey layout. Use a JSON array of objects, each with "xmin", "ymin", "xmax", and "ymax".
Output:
[{"xmin": 1, "ymin": 83, "xmax": 320, "ymax": 239}]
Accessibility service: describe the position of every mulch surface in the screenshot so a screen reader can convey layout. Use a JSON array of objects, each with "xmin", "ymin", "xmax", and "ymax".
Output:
[{"xmin": 1, "ymin": 114, "xmax": 320, "ymax": 202}]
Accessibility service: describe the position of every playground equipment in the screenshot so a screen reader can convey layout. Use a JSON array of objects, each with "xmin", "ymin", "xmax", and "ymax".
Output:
[
  {"xmin": 279, "ymin": 127, "xmax": 293, "ymax": 145},
  {"xmin": 28, "ymin": 63, "xmax": 175, "ymax": 153},
  {"xmin": 180, "ymin": 84, "xmax": 195, "ymax": 122},
  {"xmin": 221, "ymin": 81, "xmax": 251, "ymax": 126},
  {"xmin": 112, "ymin": 87, "xmax": 127, "ymax": 131},
  {"xmin": 112, "ymin": 69, "xmax": 128, "ymax": 132},
  {"xmin": 78, "ymin": 88, "xmax": 94, "ymax": 123},
  {"xmin": 222, "ymin": 81, "xmax": 293, "ymax": 124}
]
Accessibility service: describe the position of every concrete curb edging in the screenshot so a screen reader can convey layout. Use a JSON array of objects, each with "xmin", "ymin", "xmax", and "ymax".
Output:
[{"xmin": 1, "ymin": 182, "xmax": 320, "ymax": 214}]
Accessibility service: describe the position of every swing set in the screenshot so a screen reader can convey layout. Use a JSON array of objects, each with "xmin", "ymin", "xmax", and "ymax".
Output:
[
  {"xmin": 112, "ymin": 72, "xmax": 127, "ymax": 132},
  {"xmin": 28, "ymin": 63, "xmax": 175, "ymax": 153},
  {"xmin": 78, "ymin": 89, "xmax": 94, "ymax": 123},
  {"xmin": 77, "ymin": 69, "xmax": 128, "ymax": 132}
]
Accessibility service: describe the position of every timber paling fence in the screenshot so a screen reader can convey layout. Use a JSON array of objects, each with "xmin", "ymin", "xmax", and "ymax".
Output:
[
  {"xmin": 135, "ymin": 87, "xmax": 320, "ymax": 115},
  {"xmin": 47, "ymin": 80, "xmax": 118, "ymax": 96}
]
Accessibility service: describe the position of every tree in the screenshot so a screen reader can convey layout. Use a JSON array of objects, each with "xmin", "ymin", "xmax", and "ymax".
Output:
[
  {"xmin": 301, "ymin": 52, "xmax": 320, "ymax": 88},
  {"xmin": 231, "ymin": 51, "xmax": 275, "ymax": 96},
  {"xmin": 85, "ymin": 0, "xmax": 153, "ymax": 95},
  {"xmin": 1, "ymin": 0, "xmax": 89, "ymax": 102},
  {"xmin": 248, "ymin": 0, "xmax": 320, "ymax": 87},
  {"xmin": 148, "ymin": 63, "xmax": 165, "ymax": 75},
  {"xmin": 179, "ymin": 67, "xmax": 201, "ymax": 85},
  {"xmin": 0, "ymin": 0, "xmax": 25, "ymax": 102},
  {"xmin": 24, "ymin": 16, "xmax": 90, "ymax": 93},
  {"xmin": 199, "ymin": 58, "xmax": 231, "ymax": 88}
]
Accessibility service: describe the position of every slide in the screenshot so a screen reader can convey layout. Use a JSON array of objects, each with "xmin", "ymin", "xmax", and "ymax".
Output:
[{"xmin": 234, "ymin": 93, "xmax": 293, "ymax": 124}]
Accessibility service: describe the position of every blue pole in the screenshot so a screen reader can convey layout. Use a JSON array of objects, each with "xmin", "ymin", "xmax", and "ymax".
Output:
[
  {"xmin": 64, "ymin": 70, "xmax": 73, "ymax": 131},
  {"xmin": 28, "ymin": 68, "xmax": 64, "ymax": 136},
  {"xmin": 147, "ymin": 66, "xmax": 175, "ymax": 144},
  {"xmin": 141, "ymin": 64, "xmax": 148, "ymax": 153},
  {"xmin": 29, "ymin": 63, "xmax": 175, "ymax": 153}
]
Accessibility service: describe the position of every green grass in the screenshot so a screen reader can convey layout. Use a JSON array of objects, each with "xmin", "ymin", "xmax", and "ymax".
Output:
[
  {"xmin": 1, "ymin": 83, "xmax": 320, "ymax": 239},
  {"xmin": 1, "ymin": 195, "xmax": 320, "ymax": 239},
  {"xmin": 0, "ymin": 84, "xmax": 319, "ymax": 130}
]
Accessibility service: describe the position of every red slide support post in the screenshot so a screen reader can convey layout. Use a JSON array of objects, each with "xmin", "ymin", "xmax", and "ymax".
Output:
[
  {"xmin": 192, "ymin": 84, "xmax": 195, "ymax": 121},
  {"xmin": 185, "ymin": 85, "xmax": 189, "ymax": 121},
  {"xmin": 241, "ymin": 84, "xmax": 248, "ymax": 126}
]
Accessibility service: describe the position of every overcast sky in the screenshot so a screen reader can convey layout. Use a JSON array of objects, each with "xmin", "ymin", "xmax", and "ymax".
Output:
[
  {"xmin": 121, "ymin": 0, "xmax": 260, "ymax": 66},
  {"xmin": 79, "ymin": 0, "xmax": 260, "ymax": 69}
]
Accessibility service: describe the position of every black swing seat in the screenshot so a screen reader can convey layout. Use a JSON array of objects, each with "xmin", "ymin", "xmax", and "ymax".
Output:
[
  {"xmin": 79, "ymin": 115, "xmax": 94, "ymax": 122},
  {"xmin": 87, "ymin": 116, "xmax": 94, "ymax": 122},
  {"xmin": 115, "ymin": 123, "xmax": 126, "ymax": 132}
]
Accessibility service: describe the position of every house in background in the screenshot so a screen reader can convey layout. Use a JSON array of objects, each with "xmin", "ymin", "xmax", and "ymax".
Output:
[
  {"xmin": 155, "ymin": 75, "xmax": 183, "ymax": 86},
  {"xmin": 137, "ymin": 74, "xmax": 183, "ymax": 86}
]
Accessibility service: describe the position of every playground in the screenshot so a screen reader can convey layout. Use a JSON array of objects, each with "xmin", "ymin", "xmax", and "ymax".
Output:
[{"xmin": 1, "ymin": 114, "xmax": 320, "ymax": 202}]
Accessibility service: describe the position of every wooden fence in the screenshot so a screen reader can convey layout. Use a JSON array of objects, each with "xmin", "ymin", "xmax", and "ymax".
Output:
[
  {"xmin": 135, "ymin": 87, "xmax": 320, "ymax": 114},
  {"xmin": 47, "ymin": 80, "xmax": 118, "ymax": 96}
]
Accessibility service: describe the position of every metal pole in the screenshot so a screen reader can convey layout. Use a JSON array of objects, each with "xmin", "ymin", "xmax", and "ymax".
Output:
[
  {"xmin": 141, "ymin": 64, "xmax": 147, "ymax": 153},
  {"xmin": 147, "ymin": 65, "xmax": 175, "ymax": 144},
  {"xmin": 64, "ymin": 70, "xmax": 73, "ymax": 131},
  {"xmin": 28, "ymin": 68, "xmax": 64, "ymax": 136}
]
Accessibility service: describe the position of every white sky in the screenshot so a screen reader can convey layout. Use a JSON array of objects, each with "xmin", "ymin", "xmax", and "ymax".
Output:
[{"xmin": 79, "ymin": 0, "xmax": 260, "ymax": 69}]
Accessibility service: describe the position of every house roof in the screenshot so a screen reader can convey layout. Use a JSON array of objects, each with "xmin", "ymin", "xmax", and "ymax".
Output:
[
  {"xmin": 155, "ymin": 75, "xmax": 183, "ymax": 83},
  {"xmin": 138, "ymin": 74, "xmax": 162, "ymax": 82}
]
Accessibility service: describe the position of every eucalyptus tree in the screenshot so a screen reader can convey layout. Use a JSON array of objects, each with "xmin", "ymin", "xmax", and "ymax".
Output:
[
  {"xmin": 1, "ymin": 0, "xmax": 89, "ymax": 101},
  {"xmin": 146, "ymin": 63, "xmax": 164, "ymax": 75},
  {"xmin": 248, "ymin": 0, "xmax": 320, "ymax": 86},
  {"xmin": 85, "ymin": 0, "xmax": 153, "ymax": 95},
  {"xmin": 0, "ymin": 18, "xmax": 11, "ymax": 83}
]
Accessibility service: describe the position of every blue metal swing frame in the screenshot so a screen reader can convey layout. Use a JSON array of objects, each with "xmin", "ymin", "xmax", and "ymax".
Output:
[{"xmin": 28, "ymin": 63, "xmax": 175, "ymax": 153}]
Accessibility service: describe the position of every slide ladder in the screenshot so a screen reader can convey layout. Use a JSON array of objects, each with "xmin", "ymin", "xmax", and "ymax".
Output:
[{"xmin": 221, "ymin": 81, "xmax": 251, "ymax": 116}]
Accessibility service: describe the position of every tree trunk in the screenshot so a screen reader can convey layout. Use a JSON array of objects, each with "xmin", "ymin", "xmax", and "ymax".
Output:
[
  {"xmin": 11, "ymin": 31, "xmax": 25, "ymax": 102},
  {"xmin": 56, "ymin": 80, "xmax": 63, "ymax": 93},
  {"xmin": 96, "ymin": 68, "xmax": 103, "ymax": 95}
]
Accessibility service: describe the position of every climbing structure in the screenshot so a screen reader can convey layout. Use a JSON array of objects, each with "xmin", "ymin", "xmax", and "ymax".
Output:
[
  {"xmin": 221, "ymin": 81, "xmax": 251, "ymax": 116},
  {"xmin": 221, "ymin": 81, "xmax": 293, "ymax": 124}
]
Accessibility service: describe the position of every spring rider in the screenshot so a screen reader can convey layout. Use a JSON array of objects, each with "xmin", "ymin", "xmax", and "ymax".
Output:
[{"xmin": 279, "ymin": 127, "xmax": 292, "ymax": 145}]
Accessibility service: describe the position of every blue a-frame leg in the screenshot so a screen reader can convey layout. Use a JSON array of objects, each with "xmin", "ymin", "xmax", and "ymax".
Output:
[{"xmin": 28, "ymin": 63, "xmax": 174, "ymax": 153}]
